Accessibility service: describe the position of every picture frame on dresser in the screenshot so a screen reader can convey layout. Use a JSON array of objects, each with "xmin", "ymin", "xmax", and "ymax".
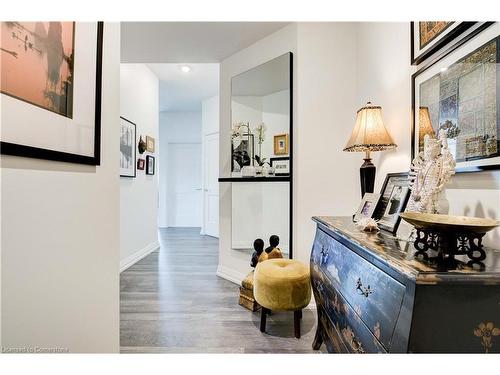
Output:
[
  {"xmin": 411, "ymin": 21, "xmax": 478, "ymax": 65},
  {"xmin": 376, "ymin": 172, "xmax": 410, "ymax": 234},
  {"xmin": 0, "ymin": 22, "xmax": 104, "ymax": 165},
  {"xmin": 411, "ymin": 22, "xmax": 500, "ymax": 172},
  {"xmin": 353, "ymin": 192, "xmax": 381, "ymax": 222}
]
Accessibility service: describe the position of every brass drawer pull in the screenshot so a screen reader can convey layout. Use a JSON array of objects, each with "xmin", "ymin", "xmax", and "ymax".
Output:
[{"xmin": 356, "ymin": 278, "xmax": 372, "ymax": 297}]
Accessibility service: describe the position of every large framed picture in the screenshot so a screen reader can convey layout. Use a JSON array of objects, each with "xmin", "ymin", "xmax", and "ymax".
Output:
[
  {"xmin": 376, "ymin": 173, "xmax": 410, "ymax": 234},
  {"xmin": 412, "ymin": 22, "xmax": 500, "ymax": 172},
  {"xmin": 120, "ymin": 117, "xmax": 136, "ymax": 178},
  {"xmin": 411, "ymin": 22, "xmax": 478, "ymax": 65},
  {"xmin": 0, "ymin": 22, "xmax": 103, "ymax": 165}
]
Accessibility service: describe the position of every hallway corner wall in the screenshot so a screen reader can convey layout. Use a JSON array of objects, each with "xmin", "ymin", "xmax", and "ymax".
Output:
[
  {"xmin": 120, "ymin": 64, "xmax": 160, "ymax": 270},
  {"xmin": 1, "ymin": 22, "xmax": 121, "ymax": 352}
]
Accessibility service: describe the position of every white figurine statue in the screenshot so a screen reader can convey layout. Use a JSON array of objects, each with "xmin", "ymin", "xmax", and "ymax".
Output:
[{"xmin": 407, "ymin": 130, "xmax": 456, "ymax": 214}]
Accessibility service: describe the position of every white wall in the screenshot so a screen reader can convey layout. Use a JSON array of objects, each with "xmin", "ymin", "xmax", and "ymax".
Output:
[
  {"xmin": 218, "ymin": 23, "xmax": 298, "ymax": 283},
  {"xmin": 0, "ymin": 23, "xmax": 120, "ymax": 352},
  {"xmin": 158, "ymin": 111, "xmax": 202, "ymax": 228},
  {"xmin": 262, "ymin": 90, "xmax": 290, "ymax": 159},
  {"xmin": 294, "ymin": 23, "xmax": 359, "ymax": 264},
  {"xmin": 356, "ymin": 22, "xmax": 500, "ymax": 246},
  {"xmin": 202, "ymin": 96, "xmax": 220, "ymax": 135},
  {"xmin": 120, "ymin": 64, "xmax": 160, "ymax": 271}
]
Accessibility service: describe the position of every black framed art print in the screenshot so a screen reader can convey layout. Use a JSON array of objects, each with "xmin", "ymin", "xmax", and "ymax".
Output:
[{"xmin": 0, "ymin": 22, "xmax": 104, "ymax": 165}]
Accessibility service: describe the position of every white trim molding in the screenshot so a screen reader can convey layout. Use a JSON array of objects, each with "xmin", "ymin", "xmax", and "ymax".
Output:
[
  {"xmin": 120, "ymin": 241, "xmax": 160, "ymax": 272},
  {"xmin": 216, "ymin": 265, "xmax": 247, "ymax": 285}
]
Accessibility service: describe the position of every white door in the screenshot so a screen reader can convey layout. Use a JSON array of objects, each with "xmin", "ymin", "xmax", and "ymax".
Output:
[
  {"xmin": 203, "ymin": 132, "xmax": 219, "ymax": 237},
  {"xmin": 167, "ymin": 143, "xmax": 202, "ymax": 227}
]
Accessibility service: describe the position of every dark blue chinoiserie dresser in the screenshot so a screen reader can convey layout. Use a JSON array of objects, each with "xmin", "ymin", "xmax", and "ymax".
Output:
[{"xmin": 310, "ymin": 216, "xmax": 500, "ymax": 353}]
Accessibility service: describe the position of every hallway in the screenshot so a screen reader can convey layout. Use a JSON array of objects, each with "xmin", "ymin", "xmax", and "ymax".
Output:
[{"xmin": 120, "ymin": 228, "xmax": 321, "ymax": 353}]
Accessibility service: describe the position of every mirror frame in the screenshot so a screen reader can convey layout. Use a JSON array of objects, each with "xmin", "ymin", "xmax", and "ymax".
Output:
[{"xmin": 228, "ymin": 52, "xmax": 294, "ymax": 258}]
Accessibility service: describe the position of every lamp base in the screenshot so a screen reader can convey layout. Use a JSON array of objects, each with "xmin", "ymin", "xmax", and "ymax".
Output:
[{"xmin": 360, "ymin": 158, "xmax": 376, "ymax": 197}]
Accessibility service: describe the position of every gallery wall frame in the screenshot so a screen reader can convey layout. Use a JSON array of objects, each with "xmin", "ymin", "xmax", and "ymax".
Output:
[
  {"xmin": 411, "ymin": 22, "xmax": 499, "ymax": 173},
  {"xmin": 0, "ymin": 22, "xmax": 104, "ymax": 165},
  {"xmin": 146, "ymin": 155, "xmax": 155, "ymax": 175},
  {"xmin": 411, "ymin": 21, "xmax": 478, "ymax": 65},
  {"xmin": 120, "ymin": 116, "xmax": 136, "ymax": 178}
]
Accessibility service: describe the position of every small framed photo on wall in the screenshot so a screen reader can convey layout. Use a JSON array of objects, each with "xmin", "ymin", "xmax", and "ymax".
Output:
[
  {"xmin": 146, "ymin": 155, "xmax": 155, "ymax": 175},
  {"xmin": 274, "ymin": 134, "xmax": 289, "ymax": 155},
  {"xmin": 270, "ymin": 157, "xmax": 290, "ymax": 176},
  {"xmin": 146, "ymin": 136, "xmax": 155, "ymax": 153},
  {"xmin": 137, "ymin": 158, "xmax": 145, "ymax": 170},
  {"xmin": 353, "ymin": 193, "xmax": 381, "ymax": 222}
]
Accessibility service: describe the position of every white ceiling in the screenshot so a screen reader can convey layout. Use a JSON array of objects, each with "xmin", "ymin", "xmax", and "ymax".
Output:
[
  {"xmin": 121, "ymin": 22, "xmax": 289, "ymax": 63},
  {"xmin": 148, "ymin": 63, "xmax": 219, "ymax": 112}
]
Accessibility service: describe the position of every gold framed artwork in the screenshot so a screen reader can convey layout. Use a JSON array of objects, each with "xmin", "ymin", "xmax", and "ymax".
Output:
[
  {"xmin": 273, "ymin": 134, "xmax": 289, "ymax": 155},
  {"xmin": 146, "ymin": 136, "xmax": 155, "ymax": 153},
  {"xmin": 410, "ymin": 22, "xmax": 479, "ymax": 65}
]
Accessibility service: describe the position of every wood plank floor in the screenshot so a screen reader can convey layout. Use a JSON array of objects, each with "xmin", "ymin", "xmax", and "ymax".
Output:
[{"xmin": 120, "ymin": 227, "xmax": 323, "ymax": 353}]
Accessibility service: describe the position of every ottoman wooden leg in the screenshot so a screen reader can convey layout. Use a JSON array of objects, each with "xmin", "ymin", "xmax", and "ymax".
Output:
[
  {"xmin": 294, "ymin": 310, "xmax": 301, "ymax": 338},
  {"xmin": 260, "ymin": 307, "xmax": 268, "ymax": 332}
]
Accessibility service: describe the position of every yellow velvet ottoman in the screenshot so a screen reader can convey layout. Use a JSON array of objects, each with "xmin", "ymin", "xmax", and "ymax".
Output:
[{"xmin": 254, "ymin": 258, "xmax": 311, "ymax": 338}]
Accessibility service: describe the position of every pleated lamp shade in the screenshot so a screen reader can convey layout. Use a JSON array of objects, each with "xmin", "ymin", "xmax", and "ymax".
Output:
[
  {"xmin": 343, "ymin": 102, "xmax": 397, "ymax": 152},
  {"xmin": 418, "ymin": 106, "xmax": 436, "ymax": 149}
]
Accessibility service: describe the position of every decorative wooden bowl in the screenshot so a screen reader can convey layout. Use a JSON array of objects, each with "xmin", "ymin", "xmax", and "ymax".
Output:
[{"xmin": 400, "ymin": 212, "xmax": 500, "ymax": 234}]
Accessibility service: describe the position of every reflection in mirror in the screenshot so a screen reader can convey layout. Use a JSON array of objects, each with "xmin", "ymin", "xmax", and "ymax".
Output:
[
  {"xmin": 230, "ymin": 52, "xmax": 292, "ymax": 255},
  {"xmin": 231, "ymin": 52, "xmax": 291, "ymax": 176},
  {"xmin": 232, "ymin": 182, "xmax": 289, "ymax": 255}
]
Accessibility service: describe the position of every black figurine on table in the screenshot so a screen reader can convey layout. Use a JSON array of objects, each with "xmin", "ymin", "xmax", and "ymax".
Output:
[
  {"xmin": 250, "ymin": 238, "xmax": 265, "ymax": 268},
  {"xmin": 265, "ymin": 235, "xmax": 283, "ymax": 259}
]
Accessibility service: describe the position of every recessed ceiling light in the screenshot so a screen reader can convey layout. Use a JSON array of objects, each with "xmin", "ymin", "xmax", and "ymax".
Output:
[
  {"xmin": 180, "ymin": 65, "xmax": 191, "ymax": 73},
  {"xmin": 440, "ymin": 67, "xmax": 448, "ymax": 72}
]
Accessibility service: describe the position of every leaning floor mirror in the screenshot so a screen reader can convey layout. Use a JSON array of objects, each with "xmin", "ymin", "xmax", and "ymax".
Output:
[{"xmin": 228, "ymin": 52, "xmax": 293, "ymax": 257}]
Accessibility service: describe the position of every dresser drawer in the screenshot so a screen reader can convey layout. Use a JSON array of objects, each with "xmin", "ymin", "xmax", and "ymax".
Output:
[
  {"xmin": 312, "ymin": 266, "xmax": 386, "ymax": 353},
  {"xmin": 312, "ymin": 228, "xmax": 406, "ymax": 349}
]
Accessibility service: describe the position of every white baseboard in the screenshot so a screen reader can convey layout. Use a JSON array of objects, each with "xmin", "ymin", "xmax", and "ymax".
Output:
[
  {"xmin": 216, "ymin": 265, "xmax": 247, "ymax": 285},
  {"xmin": 120, "ymin": 241, "xmax": 160, "ymax": 273}
]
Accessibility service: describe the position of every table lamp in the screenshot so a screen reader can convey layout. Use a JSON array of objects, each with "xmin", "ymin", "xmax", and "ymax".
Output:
[{"xmin": 343, "ymin": 102, "xmax": 397, "ymax": 197}]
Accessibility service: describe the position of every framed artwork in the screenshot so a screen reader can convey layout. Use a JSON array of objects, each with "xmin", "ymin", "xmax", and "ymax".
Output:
[
  {"xmin": 270, "ymin": 157, "xmax": 290, "ymax": 176},
  {"xmin": 411, "ymin": 22, "xmax": 477, "ymax": 65},
  {"xmin": 120, "ymin": 117, "xmax": 136, "ymax": 178},
  {"xmin": 0, "ymin": 22, "xmax": 104, "ymax": 165},
  {"xmin": 412, "ymin": 23, "xmax": 500, "ymax": 172},
  {"xmin": 353, "ymin": 193, "xmax": 381, "ymax": 222},
  {"xmin": 137, "ymin": 158, "xmax": 145, "ymax": 170},
  {"xmin": 231, "ymin": 134, "xmax": 254, "ymax": 172},
  {"xmin": 146, "ymin": 136, "xmax": 155, "ymax": 153},
  {"xmin": 375, "ymin": 173, "xmax": 410, "ymax": 234},
  {"xmin": 274, "ymin": 134, "xmax": 289, "ymax": 155},
  {"xmin": 146, "ymin": 155, "xmax": 155, "ymax": 175}
]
